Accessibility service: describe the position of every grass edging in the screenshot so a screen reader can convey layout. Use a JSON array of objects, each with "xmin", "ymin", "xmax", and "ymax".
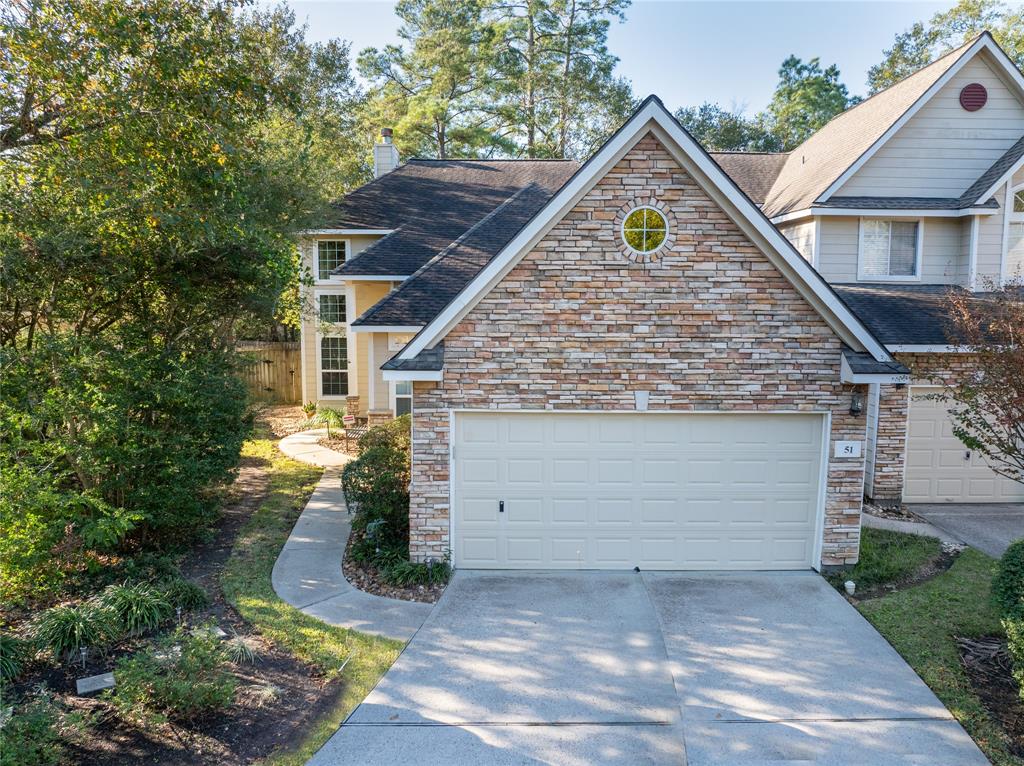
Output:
[
  {"xmin": 856, "ymin": 547, "xmax": 1022, "ymax": 766},
  {"xmin": 220, "ymin": 434, "xmax": 403, "ymax": 766}
]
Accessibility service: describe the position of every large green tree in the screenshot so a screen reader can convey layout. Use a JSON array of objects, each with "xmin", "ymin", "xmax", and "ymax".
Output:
[
  {"xmin": 764, "ymin": 55, "xmax": 857, "ymax": 150},
  {"xmin": 0, "ymin": 0, "xmax": 363, "ymax": 601},
  {"xmin": 868, "ymin": 0, "xmax": 1024, "ymax": 94},
  {"xmin": 674, "ymin": 102, "xmax": 782, "ymax": 152}
]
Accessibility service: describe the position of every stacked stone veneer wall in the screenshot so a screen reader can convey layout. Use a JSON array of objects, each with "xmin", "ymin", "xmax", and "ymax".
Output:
[{"xmin": 409, "ymin": 134, "xmax": 869, "ymax": 567}]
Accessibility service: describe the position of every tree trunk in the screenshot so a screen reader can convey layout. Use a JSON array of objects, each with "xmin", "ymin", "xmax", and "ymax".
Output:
[{"xmin": 558, "ymin": 0, "xmax": 578, "ymax": 158}]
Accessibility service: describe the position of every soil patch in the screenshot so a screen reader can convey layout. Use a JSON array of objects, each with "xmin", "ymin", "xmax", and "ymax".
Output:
[
  {"xmin": 317, "ymin": 434, "xmax": 358, "ymax": 457},
  {"xmin": 849, "ymin": 546, "xmax": 961, "ymax": 602},
  {"xmin": 957, "ymin": 636, "xmax": 1024, "ymax": 756},
  {"xmin": 342, "ymin": 535, "xmax": 445, "ymax": 604},
  {"xmin": 258, "ymin": 404, "xmax": 309, "ymax": 438}
]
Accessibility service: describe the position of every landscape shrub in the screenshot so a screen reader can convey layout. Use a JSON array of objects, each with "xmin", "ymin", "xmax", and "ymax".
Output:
[
  {"xmin": 159, "ymin": 577, "xmax": 210, "ymax": 612},
  {"xmin": 342, "ymin": 445, "xmax": 410, "ymax": 551},
  {"xmin": 0, "ymin": 691, "xmax": 86, "ymax": 766},
  {"xmin": 0, "ymin": 633, "xmax": 28, "ymax": 682},
  {"xmin": 108, "ymin": 626, "xmax": 236, "ymax": 724},
  {"xmin": 32, "ymin": 602, "xmax": 118, "ymax": 662},
  {"xmin": 98, "ymin": 582, "xmax": 172, "ymax": 636},
  {"xmin": 306, "ymin": 406, "xmax": 346, "ymax": 437},
  {"xmin": 380, "ymin": 557, "xmax": 451, "ymax": 587},
  {"xmin": 356, "ymin": 414, "xmax": 411, "ymax": 456},
  {"xmin": 992, "ymin": 539, "xmax": 1024, "ymax": 617},
  {"xmin": 0, "ymin": 338, "xmax": 249, "ymax": 607},
  {"xmin": 994, "ymin": 540, "xmax": 1024, "ymax": 700}
]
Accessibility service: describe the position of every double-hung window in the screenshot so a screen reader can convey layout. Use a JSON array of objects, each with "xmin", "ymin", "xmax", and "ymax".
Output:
[
  {"xmin": 317, "ymin": 240, "xmax": 346, "ymax": 280},
  {"xmin": 320, "ymin": 336, "xmax": 348, "ymax": 397},
  {"xmin": 1009, "ymin": 188, "xmax": 1024, "ymax": 278},
  {"xmin": 392, "ymin": 381, "xmax": 412, "ymax": 417},
  {"xmin": 318, "ymin": 293, "xmax": 346, "ymax": 324},
  {"xmin": 858, "ymin": 219, "xmax": 921, "ymax": 280}
]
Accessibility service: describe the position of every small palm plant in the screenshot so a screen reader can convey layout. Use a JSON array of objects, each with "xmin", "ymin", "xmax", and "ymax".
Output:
[{"xmin": 307, "ymin": 406, "xmax": 346, "ymax": 437}]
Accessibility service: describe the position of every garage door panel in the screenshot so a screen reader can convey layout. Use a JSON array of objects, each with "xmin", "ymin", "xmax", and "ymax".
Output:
[
  {"xmin": 453, "ymin": 413, "xmax": 825, "ymax": 570},
  {"xmin": 904, "ymin": 387, "xmax": 1024, "ymax": 503}
]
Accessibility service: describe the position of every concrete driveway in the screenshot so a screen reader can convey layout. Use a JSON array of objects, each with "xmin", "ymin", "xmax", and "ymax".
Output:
[
  {"xmin": 909, "ymin": 503, "xmax": 1024, "ymax": 558},
  {"xmin": 308, "ymin": 571, "xmax": 988, "ymax": 766}
]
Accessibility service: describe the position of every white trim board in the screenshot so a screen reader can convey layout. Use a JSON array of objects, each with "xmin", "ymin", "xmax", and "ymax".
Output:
[
  {"xmin": 975, "ymin": 152, "xmax": 1024, "ymax": 207},
  {"xmin": 396, "ymin": 97, "xmax": 893, "ymax": 364},
  {"xmin": 381, "ymin": 369, "xmax": 443, "ymax": 382},
  {"xmin": 336, "ymin": 274, "xmax": 410, "ymax": 282},
  {"xmin": 770, "ymin": 207, "xmax": 998, "ymax": 225},
  {"xmin": 887, "ymin": 344, "xmax": 967, "ymax": 353},
  {"xmin": 840, "ymin": 355, "xmax": 909, "ymax": 385},
  {"xmin": 301, "ymin": 228, "xmax": 395, "ymax": 236},
  {"xmin": 818, "ymin": 34, "xmax": 1024, "ymax": 203}
]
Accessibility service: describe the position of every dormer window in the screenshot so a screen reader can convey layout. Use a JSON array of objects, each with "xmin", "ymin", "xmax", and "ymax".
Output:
[
  {"xmin": 858, "ymin": 219, "xmax": 921, "ymax": 281},
  {"xmin": 317, "ymin": 240, "xmax": 347, "ymax": 280}
]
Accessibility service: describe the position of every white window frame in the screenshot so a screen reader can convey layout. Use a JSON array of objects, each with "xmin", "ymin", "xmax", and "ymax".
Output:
[
  {"xmin": 620, "ymin": 205, "xmax": 668, "ymax": 255},
  {"xmin": 316, "ymin": 239, "xmax": 348, "ymax": 282},
  {"xmin": 316, "ymin": 332, "xmax": 349, "ymax": 400},
  {"xmin": 1005, "ymin": 184, "xmax": 1024, "ymax": 283},
  {"xmin": 314, "ymin": 291, "xmax": 347, "ymax": 325},
  {"xmin": 857, "ymin": 217, "xmax": 924, "ymax": 282},
  {"xmin": 390, "ymin": 380, "xmax": 413, "ymax": 417}
]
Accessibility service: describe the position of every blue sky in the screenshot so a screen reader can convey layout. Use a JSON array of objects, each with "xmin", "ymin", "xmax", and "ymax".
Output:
[{"xmin": 285, "ymin": 1, "xmax": 964, "ymax": 113}]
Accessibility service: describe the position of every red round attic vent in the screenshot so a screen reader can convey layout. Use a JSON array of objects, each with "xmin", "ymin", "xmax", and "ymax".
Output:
[{"xmin": 960, "ymin": 83, "xmax": 988, "ymax": 111}]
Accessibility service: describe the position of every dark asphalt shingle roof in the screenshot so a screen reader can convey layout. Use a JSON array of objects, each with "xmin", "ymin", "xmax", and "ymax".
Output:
[
  {"xmin": 380, "ymin": 344, "xmax": 444, "ymax": 372},
  {"xmin": 832, "ymin": 284, "xmax": 967, "ymax": 345},
  {"xmin": 333, "ymin": 160, "xmax": 579, "ymax": 277},
  {"xmin": 960, "ymin": 134, "xmax": 1024, "ymax": 207},
  {"xmin": 842, "ymin": 347, "xmax": 910, "ymax": 375},
  {"xmin": 708, "ymin": 152, "xmax": 789, "ymax": 204},
  {"xmin": 353, "ymin": 183, "xmax": 558, "ymax": 327},
  {"xmin": 822, "ymin": 196, "xmax": 1001, "ymax": 210}
]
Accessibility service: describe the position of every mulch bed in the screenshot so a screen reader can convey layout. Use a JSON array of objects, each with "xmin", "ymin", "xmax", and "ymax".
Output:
[
  {"xmin": 317, "ymin": 434, "xmax": 358, "ymax": 457},
  {"xmin": 12, "ymin": 409, "xmax": 342, "ymax": 766},
  {"xmin": 342, "ymin": 535, "xmax": 446, "ymax": 604},
  {"xmin": 957, "ymin": 636, "xmax": 1024, "ymax": 756}
]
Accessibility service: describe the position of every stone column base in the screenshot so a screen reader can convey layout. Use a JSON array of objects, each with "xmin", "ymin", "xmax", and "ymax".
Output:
[
  {"xmin": 367, "ymin": 409, "xmax": 394, "ymax": 427},
  {"xmin": 345, "ymin": 395, "xmax": 361, "ymax": 418}
]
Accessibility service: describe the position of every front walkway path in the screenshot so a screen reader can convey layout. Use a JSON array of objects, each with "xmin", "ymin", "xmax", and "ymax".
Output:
[{"xmin": 272, "ymin": 430, "xmax": 433, "ymax": 642}]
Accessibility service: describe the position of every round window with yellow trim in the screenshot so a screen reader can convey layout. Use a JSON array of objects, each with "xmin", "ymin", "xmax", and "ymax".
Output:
[{"xmin": 621, "ymin": 206, "xmax": 667, "ymax": 254}]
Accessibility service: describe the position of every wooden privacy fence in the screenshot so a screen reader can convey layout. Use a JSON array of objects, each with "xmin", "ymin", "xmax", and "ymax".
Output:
[{"xmin": 236, "ymin": 341, "xmax": 301, "ymax": 404}]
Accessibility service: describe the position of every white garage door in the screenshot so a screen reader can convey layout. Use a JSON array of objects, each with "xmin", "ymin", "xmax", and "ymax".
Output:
[
  {"xmin": 452, "ymin": 412, "xmax": 826, "ymax": 570},
  {"xmin": 904, "ymin": 387, "xmax": 1024, "ymax": 503}
]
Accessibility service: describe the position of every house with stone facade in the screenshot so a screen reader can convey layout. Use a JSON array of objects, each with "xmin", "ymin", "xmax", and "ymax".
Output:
[{"xmin": 297, "ymin": 31, "xmax": 1023, "ymax": 571}]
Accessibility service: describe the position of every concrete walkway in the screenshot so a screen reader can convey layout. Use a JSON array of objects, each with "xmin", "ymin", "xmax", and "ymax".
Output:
[
  {"xmin": 272, "ymin": 430, "xmax": 433, "ymax": 642},
  {"xmin": 910, "ymin": 503, "xmax": 1024, "ymax": 558},
  {"xmin": 861, "ymin": 511, "xmax": 961, "ymax": 545}
]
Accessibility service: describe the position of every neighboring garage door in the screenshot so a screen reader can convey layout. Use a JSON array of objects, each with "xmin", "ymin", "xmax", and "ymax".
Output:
[
  {"xmin": 452, "ymin": 412, "xmax": 826, "ymax": 570},
  {"xmin": 904, "ymin": 387, "xmax": 1024, "ymax": 503}
]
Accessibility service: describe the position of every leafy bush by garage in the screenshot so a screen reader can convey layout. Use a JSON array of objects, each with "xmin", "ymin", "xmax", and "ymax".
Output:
[
  {"xmin": 342, "ymin": 416, "xmax": 411, "ymax": 554},
  {"xmin": 107, "ymin": 626, "xmax": 237, "ymax": 724},
  {"xmin": 993, "ymin": 539, "xmax": 1024, "ymax": 699},
  {"xmin": 356, "ymin": 414, "xmax": 411, "ymax": 455}
]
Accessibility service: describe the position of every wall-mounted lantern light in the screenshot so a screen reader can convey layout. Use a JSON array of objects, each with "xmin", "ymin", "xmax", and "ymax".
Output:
[{"xmin": 849, "ymin": 391, "xmax": 864, "ymax": 417}]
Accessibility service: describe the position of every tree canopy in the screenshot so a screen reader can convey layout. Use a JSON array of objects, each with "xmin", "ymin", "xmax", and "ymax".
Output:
[{"xmin": 868, "ymin": 0, "xmax": 1024, "ymax": 94}]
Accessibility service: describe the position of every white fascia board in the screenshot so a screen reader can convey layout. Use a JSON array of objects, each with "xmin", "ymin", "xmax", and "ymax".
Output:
[
  {"xmin": 301, "ymin": 228, "xmax": 395, "ymax": 236},
  {"xmin": 818, "ymin": 35, "xmax": 1001, "ymax": 203},
  {"xmin": 772, "ymin": 207, "xmax": 998, "ymax": 224},
  {"xmin": 840, "ymin": 355, "xmax": 910, "ymax": 384},
  {"xmin": 381, "ymin": 369, "xmax": 443, "ymax": 382},
  {"xmin": 399, "ymin": 98, "xmax": 892, "ymax": 363},
  {"xmin": 337, "ymin": 274, "xmax": 410, "ymax": 282},
  {"xmin": 888, "ymin": 344, "xmax": 967, "ymax": 353},
  {"xmin": 349, "ymin": 325, "xmax": 423, "ymax": 334}
]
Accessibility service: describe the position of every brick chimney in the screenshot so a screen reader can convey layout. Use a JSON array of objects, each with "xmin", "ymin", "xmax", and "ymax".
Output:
[{"xmin": 373, "ymin": 128, "xmax": 400, "ymax": 178}]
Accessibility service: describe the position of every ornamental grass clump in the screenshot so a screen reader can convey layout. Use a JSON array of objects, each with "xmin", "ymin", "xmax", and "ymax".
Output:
[
  {"xmin": 98, "ymin": 582, "xmax": 172, "ymax": 636},
  {"xmin": 32, "ymin": 602, "xmax": 118, "ymax": 662}
]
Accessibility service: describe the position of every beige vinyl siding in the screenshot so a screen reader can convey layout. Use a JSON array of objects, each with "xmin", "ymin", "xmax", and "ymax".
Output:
[
  {"xmin": 351, "ymin": 282, "xmax": 392, "ymax": 414},
  {"xmin": 368, "ymin": 332, "xmax": 390, "ymax": 412},
  {"xmin": 297, "ymin": 233, "xmax": 385, "ymax": 407},
  {"xmin": 816, "ymin": 217, "xmax": 860, "ymax": 282},
  {"xmin": 778, "ymin": 219, "xmax": 815, "ymax": 264},
  {"xmin": 838, "ymin": 53, "xmax": 1024, "ymax": 199},
  {"xmin": 977, "ymin": 199, "xmax": 1004, "ymax": 285},
  {"xmin": 816, "ymin": 216, "xmax": 967, "ymax": 284}
]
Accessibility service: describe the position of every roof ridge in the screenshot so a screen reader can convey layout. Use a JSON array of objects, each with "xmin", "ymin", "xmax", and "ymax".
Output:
[
  {"xmin": 406, "ymin": 157, "xmax": 579, "ymax": 163},
  {"xmin": 709, "ymin": 150, "xmax": 790, "ymax": 156}
]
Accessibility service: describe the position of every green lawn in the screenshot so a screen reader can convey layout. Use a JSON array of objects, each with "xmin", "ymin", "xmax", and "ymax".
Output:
[
  {"xmin": 221, "ymin": 432, "xmax": 403, "ymax": 766},
  {"xmin": 827, "ymin": 527, "xmax": 941, "ymax": 592},
  {"xmin": 856, "ymin": 544, "xmax": 1020, "ymax": 766}
]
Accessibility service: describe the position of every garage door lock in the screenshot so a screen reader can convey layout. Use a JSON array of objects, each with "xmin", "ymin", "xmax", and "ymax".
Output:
[{"xmin": 499, "ymin": 500, "xmax": 504, "ymax": 513}]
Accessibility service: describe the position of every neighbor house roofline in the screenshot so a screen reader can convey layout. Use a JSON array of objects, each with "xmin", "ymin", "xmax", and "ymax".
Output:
[
  {"xmin": 395, "ymin": 96, "xmax": 894, "ymax": 364},
  {"xmin": 818, "ymin": 33, "xmax": 1024, "ymax": 204}
]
